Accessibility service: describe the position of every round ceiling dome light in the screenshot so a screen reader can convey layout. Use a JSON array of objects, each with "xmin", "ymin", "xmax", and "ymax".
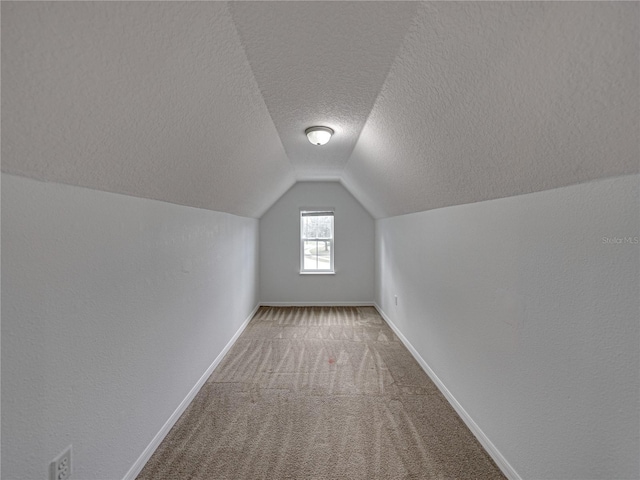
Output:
[{"xmin": 305, "ymin": 126, "xmax": 334, "ymax": 146}]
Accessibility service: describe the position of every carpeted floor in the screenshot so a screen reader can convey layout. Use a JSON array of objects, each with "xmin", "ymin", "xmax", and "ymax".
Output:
[{"xmin": 137, "ymin": 306, "xmax": 505, "ymax": 479}]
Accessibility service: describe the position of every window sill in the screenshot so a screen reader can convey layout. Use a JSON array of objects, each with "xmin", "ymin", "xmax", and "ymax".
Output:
[{"xmin": 300, "ymin": 271, "xmax": 335, "ymax": 275}]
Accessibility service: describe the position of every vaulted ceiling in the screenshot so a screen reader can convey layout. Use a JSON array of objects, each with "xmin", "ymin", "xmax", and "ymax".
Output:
[{"xmin": 2, "ymin": 2, "xmax": 637, "ymax": 218}]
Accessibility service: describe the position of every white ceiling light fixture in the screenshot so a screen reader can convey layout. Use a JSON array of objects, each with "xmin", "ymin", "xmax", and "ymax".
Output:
[{"xmin": 305, "ymin": 126, "xmax": 334, "ymax": 146}]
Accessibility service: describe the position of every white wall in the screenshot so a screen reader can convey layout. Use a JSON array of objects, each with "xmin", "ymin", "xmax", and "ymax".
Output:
[
  {"xmin": 376, "ymin": 175, "xmax": 639, "ymax": 480},
  {"xmin": 260, "ymin": 182, "xmax": 374, "ymax": 304},
  {"xmin": 1, "ymin": 174, "xmax": 259, "ymax": 480}
]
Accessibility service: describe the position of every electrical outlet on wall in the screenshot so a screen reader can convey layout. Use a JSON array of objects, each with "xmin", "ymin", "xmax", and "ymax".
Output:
[
  {"xmin": 50, "ymin": 445, "xmax": 72, "ymax": 480},
  {"xmin": 394, "ymin": 295, "xmax": 398, "ymax": 306}
]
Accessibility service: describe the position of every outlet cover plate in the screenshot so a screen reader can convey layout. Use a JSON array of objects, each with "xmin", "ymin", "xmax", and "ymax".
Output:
[{"xmin": 50, "ymin": 445, "xmax": 72, "ymax": 480}]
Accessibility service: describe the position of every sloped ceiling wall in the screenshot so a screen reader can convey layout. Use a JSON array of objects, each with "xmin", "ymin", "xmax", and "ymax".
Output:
[
  {"xmin": 342, "ymin": 2, "xmax": 639, "ymax": 217},
  {"xmin": 2, "ymin": 2, "xmax": 637, "ymax": 219},
  {"xmin": 2, "ymin": 2, "xmax": 295, "ymax": 218}
]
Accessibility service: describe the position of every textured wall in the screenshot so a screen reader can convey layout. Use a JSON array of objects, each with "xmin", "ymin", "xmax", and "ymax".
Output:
[
  {"xmin": 260, "ymin": 182, "xmax": 374, "ymax": 304},
  {"xmin": 1, "ymin": 174, "xmax": 259, "ymax": 480},
  {"xmin": 376, "ymin": 175, "xmax": 639, "ymax": 479}
]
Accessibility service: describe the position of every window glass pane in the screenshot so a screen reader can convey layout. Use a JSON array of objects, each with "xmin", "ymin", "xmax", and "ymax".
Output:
[
  {"xmin": 303, "ymin": 240, "xmax": 318, "ymax": 270},
  {"xmin": 301, "ymin": 211, "xmax": 333, "ymax": 272},
  {"xmin": 302, "ymin": 215, "xmax": 332, "ymax": 239},
  {"xmin": 316, "ymin": 241, "xmax": 331, "ymax": 269},
  {"xmin": 303, "ymin": 240, "xmax": 332, "ymax": 270}
]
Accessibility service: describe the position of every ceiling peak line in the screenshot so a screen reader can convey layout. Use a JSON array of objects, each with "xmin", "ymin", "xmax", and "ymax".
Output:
[
  {"xmin": 341, "ymin": 1, "xmax": 426, "ymax": 179},
  {"xmin": 224, "ymin": 1, "xmax": 298, "ymax": 176}
]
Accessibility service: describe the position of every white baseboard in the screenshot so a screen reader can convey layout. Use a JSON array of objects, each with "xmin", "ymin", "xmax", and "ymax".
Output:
[
  {"xmin": 261, "ymin": 301, "xmax": 374, "ymax": 306},
  {"xmin": 373, "ymin": 303, "xmax": 521, "ymax": 480},
  {"xmin": 122, "ymin": 303, "xmax": 261, "ymax": 480}
]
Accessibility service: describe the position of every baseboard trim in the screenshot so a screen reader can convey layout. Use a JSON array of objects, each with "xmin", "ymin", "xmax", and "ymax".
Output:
[
  {"xmin": 261, "ymin": 301, "xmax": 374, "ymax": 307},
  {"xmin": 373, "ymin": 303, "xmax": 521, "ymax": 480},
  {"xmin": 122, "ymin": 303, "xmax": 260, "ymax": 480}
]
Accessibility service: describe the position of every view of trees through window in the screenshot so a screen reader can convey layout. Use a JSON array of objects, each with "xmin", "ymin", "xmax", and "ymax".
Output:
[{"xmin": 301, "ymin": 211, "xmax": 334, "ymax": 272}]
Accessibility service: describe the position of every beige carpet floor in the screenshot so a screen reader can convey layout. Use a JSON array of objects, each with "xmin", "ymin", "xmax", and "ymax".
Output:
[{"xmin": 137, "ymin": 306, "xmax": 505, "ymax": 479}]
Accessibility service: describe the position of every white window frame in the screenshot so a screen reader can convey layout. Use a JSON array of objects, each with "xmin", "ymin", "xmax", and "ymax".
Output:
[{"xmin": 300, "ymin": 209, "xmax": 335, "ymax": 274}]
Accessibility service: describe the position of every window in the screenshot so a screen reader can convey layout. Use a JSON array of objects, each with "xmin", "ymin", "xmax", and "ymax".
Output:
[{"xmin": 300, "ymin": 210, "xmax": 334, "ymax": 273}]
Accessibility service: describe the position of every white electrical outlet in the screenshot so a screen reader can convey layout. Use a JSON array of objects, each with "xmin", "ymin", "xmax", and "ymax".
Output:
[
  {"xmin": 394, "ymin": 295, "xmax": 398, "ymax": 306},
  {"xmin": 50, "ymin": 445, "xmax": 72, "ymax": 480}
]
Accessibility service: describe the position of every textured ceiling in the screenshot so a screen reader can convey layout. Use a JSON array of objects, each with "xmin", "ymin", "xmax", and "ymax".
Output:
[
  {"xmin": 342, "ymin": 2, "xmax": 639, "ymax": 217},
  {"xmin": 2, "ymin": 2, "xmax": 638, "ymax": 219},
  {"xmin": 1, "ymin": 2, "xmax": 295, "ymax": 218},
  {"xmin": 229, "ymin": 1, "xmax": 418, "ymax": 181}
]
